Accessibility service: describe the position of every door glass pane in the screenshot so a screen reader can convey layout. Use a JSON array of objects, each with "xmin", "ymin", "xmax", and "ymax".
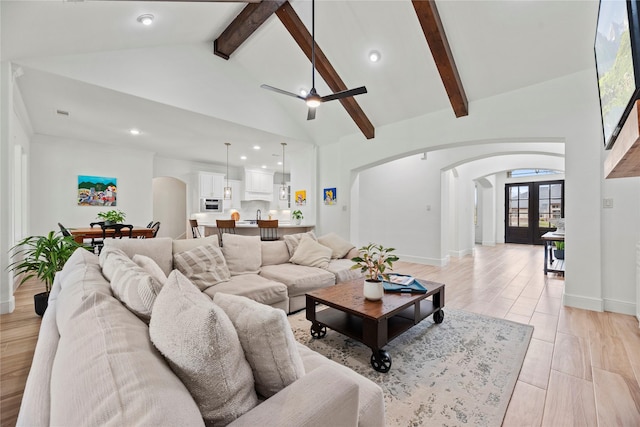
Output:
[
  {"xmin": 519, "ymin": 186, "xmax": 529, "ymax": 198},
  {"xmin": 539, "ymin": 200, "xmax": 549, "ymax": 214},
  {"xmin": 550, "ymin": 184, "xmax": 562, "ymax": 198},
  {"xmin": 539, "ymin": 214, "xmax": 550, "ymax": 228},
  {"xmin": 519, "ymin": 214, "xmax": 528, "ymax": 227},
  {"xmin": 510, "ymin": 187, "xmax": 518, "ymax": 199},
  {"xmin": 509, "ymin": 214, "xmax": 519, "ymax": 226},
  {"xmin": 519, "ymin": 200, "xmax": 528, "ymax": 209},
  {"xmin": 539, "ymin": 185, "xmax": 549, "ymax": 199}
]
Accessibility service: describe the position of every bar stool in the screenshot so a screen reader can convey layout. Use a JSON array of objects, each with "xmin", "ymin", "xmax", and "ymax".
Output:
[
  {"xmin": 189, "ymin": 219, "xmax": 202, "ymax": 238},
  {"xmin": 257, "ymin": 220, "xmax": 278, "ymax": 241},
  {"xmin": 215, "ymin": 219, "xmax": 236, "ymax": 246}
]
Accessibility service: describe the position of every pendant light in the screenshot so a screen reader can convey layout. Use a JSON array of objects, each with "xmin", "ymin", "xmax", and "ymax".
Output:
[
  {"xmin": 224, "ymin": 143, "xmax": 232, "ymax": 200},
  {"xmin": 279, "ymin": 143, "xmax": 288, "ymax": 200}
]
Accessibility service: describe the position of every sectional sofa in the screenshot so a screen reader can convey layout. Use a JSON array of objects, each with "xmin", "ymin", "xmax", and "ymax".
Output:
[{"xmin": 17, "ymin": 232, "xmax": 383, "ymax": 426}]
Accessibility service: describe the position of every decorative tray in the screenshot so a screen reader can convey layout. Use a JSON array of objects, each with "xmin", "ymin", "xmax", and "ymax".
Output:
[{"xmin": 380, "ymin": 274, "xmax": 428, "ymax": 294}]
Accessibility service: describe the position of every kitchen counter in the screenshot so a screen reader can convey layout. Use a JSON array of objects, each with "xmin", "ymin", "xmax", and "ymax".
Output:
[{"xmin": 201, "ymin": 222, "xmax": 314, "ymax": 239}]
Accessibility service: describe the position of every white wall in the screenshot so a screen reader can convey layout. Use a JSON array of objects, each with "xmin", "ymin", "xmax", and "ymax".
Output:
[
  {"xmin": 29, "ymin": 135, "xmax": 154, "ymax": 236},
  {"xmin": 318, "ymin": 69, "xmax": 635, "ymax": 313}
]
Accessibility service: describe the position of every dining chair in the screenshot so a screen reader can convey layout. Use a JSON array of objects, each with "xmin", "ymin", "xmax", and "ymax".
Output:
[
  {"xmin": 89, "ymin": 221, "xmax": 105, "ymax": 247},
  {"xmin": 257, "ymin": 220, "xmax": 278, "ymax": 241},
  {"xmin": 58, "ymin": 222, "xmax": 72, "ymax": 237},
  {"xmin": 189, "ymin": 219, "xmax": 202, "ymax": 238},
  {"xmin": 59, "ymin": 222, "xmax": 94, "ymax": 250},
  {"xmin": 215, "ymin": 219, "xmax": 236, "ymax": 246},
  {"xmin": 150, "ymin": 221, "xmax": 160, "ymax": 238},
  {"xmin": 101, "ymin": 223, "xmax": 133, "ymax": 240}
]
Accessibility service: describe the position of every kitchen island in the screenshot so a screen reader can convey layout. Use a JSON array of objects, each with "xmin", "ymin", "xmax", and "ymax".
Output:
[{"xmin": 201, "ymin": 221, "xmax": 314, "ymax": 239}]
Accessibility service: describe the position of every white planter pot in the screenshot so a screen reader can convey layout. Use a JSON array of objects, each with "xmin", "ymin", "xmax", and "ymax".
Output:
[
  {"xmin": 294, "ymin": 218, "xmax": 301, "ymax": 225},
  {"xmin": 363, "ymin": 280, "xmax": 384, "ymax": 301}
]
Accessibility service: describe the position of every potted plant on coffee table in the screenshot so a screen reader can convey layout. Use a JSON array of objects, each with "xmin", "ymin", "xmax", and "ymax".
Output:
[
  {"xmin": 292, "ymin": 209, "xmax": 303, "ymax": 225},
  {"xmin": 8, "ymin": 231, "xmax": 83, "ymax": 315},
  {"xmin": 351, "ymin": 243, "xmax": 399, "ymax": 301},
  {"xmin": 96, "ymin": 209, "xmax": 126, "ymax": 225}
]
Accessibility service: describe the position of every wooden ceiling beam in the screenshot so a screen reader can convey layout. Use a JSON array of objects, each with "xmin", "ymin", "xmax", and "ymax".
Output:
[
  {"xmin": 276, "ymin": 2, "xmax": 375, "ymax": 139},
  {"xmin": 412, "ymin": 0, "xmax": 468, "ymax": 118},
  {"xmin": 214, "ymin": 0, "xmax": 287, "ymax": 60}
]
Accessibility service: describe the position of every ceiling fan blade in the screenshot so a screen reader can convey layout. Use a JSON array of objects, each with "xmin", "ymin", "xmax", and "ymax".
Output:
[
  {"xmin": 321, "ymin": 86, "xmax": 367, "ymax": 102},
  {"xmin": 261, "ymin": 84, "xmax": 305, "ymax": 100},
  {"xmin": 307, "ymin": 107, "xmax": 317, "ymax": 120}
]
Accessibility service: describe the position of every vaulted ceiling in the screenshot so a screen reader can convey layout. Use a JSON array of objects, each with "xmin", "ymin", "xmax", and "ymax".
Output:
[{"xmin": 1, "ymin": 0, "xmax": 597, "ymax": 170}]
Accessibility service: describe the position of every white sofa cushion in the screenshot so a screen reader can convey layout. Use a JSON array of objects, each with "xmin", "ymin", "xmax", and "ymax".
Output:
[
  {"xmin": 261, "ymin": 240, "xmax": 291, "ymax": 266},
  {"xmin": 133, "ymin": 254, "xmax": 167, "ymax": 286},
  {"xmin": 259, "ymin": 264, "xmax": 336, "ymax": 298},
  {"xmin": 150, "ymin": 271, "xmax": 258, "ymax": 425},
  {"xmin": 222, "ymin": 234, "xmax": 262, "ymax": 276},
  {"xmin": 318, "ymin": 232, "xmax": 355, "ymax": 259},
  {"xmin": 289, "ymin": 235, "xmax": 332, "ymax": 269},
  {"xmin": 202, "ymin": 274, "xmax": 289, "ymax": 307},
  {"xmin": 100, "ymin": 246, "xmax": 163, "ymax": 321},
  {"xmin": 103, "ymin": 237, "xmax": 173, "ymax": 276},
  {"xmin": 326, "ymin": 258, "xmax": 364, "ymax": 283},
  {"xmin": 283, "ymin": 231, "xmax": 317, "ymax": 257},
  {"xmin": 172, "ymin": 234, "xmax": 219, "ymax": 254},
  {"xmin": 213, "ymin": 293, "xmax": 305, "ymax": 398},
  {"xmin": 51, "ymin": 289, "xmax": 204, "ymax": 427},
  {"xmin": 173, "ymin": 243, "xmax": 230, "ymax": 290}
]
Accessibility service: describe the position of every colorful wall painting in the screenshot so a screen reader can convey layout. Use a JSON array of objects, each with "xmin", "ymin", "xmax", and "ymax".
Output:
[
  {"xmin": 294, "ymin": 190, "xmax": 307, "ymax": 206},
  {"xmin": 78, "ymin": 175, "xmax": 117, "ymax": 206},
  {"xmin": 324, "ymin": 187, "xmax": 336, "ymax": 205}
]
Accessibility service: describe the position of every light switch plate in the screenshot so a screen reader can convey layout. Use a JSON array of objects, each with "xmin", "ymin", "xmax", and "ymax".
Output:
[{"xmin": 603, "ymin": 198, "xmax": 614, "ymax": 208}]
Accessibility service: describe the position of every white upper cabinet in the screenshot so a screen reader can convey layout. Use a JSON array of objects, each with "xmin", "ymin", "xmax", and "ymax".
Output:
[
  {"xmin": 243, "ymin": 169, "xmax": 273, "ymax": 200},
  {"xmin": 199, "ymin": 172, "xmax": 225, "ymax": 199}
]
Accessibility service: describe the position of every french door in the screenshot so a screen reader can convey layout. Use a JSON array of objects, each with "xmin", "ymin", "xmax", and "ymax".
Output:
[{"xmin": 505, "ymin": 180, "xmax": 564, "ymax": 245}]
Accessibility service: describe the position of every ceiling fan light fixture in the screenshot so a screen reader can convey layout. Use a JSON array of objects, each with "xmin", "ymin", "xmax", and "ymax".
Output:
[
  {"xmin": 137, "ymin": 14, "xmax": 154, "ymax": 26},
  {"xmin": 306, "ymin": 96, "xmax": 321, "ymax": 108}
]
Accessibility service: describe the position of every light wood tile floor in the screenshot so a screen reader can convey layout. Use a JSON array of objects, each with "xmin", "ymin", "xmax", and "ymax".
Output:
[{"xmin": 1, "ymin": 244, "xmax": 639, "ymax": 426}]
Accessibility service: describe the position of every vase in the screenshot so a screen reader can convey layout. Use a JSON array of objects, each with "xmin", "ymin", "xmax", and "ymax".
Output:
[
  {"xmin": 363, "ymin": 279, "xmax": 384, "ymax": 301},
  {"xmin": 34, "ymin": 291, "xmax": 49, "ymax": 316},
  {"xmin": 294, "ymin": 218, "xmax": 301, "ymax": 225}
]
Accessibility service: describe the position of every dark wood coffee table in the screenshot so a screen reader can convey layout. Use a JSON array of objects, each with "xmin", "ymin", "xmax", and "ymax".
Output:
[{"xmin": 305, "ymin": 278, "xmax": 445, "ymax": 373}]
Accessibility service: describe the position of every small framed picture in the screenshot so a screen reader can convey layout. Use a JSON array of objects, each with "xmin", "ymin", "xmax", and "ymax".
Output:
[{"xmin": 324, "ymin": 187, "xmax": 336, "ymax": 205}]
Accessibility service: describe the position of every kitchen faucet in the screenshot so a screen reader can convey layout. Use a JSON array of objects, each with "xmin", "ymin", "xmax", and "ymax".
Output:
[{"xmin": 256, "ymin": 209, "xmax": 261, "ymax": 221}]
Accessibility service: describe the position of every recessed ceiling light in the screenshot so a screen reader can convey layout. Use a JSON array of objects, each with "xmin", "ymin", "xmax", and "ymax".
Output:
[
  {"xmin": 253, "ymin": 145, "xmax": 261, "ymax": 150},
  {"xmin": 300, "ymin": 89, "xmax": 307, "ymax": 97},
  {"xmin": 368, "ymin": 50, "xmax": 381, "ymax": 63},
  {"xmin": 137, "ymin": 14, "xmax": 154, "ymax": 26},
  {"xmin": 261, "ymin": 165, "xmax": 267, "ymax": 169},
  {"xmin": 129, "ymin": 128, "xmax": 141, "ymax": 135},
  {"xmin": 277, "ymin": 161, "xmax": 283, "ymax": 166},
  {"xmin": 240, "ymin": 155, "xmax": 247, "ymax": 160}
]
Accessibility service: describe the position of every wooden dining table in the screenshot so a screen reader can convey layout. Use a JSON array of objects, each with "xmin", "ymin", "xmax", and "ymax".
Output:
[{"xmin": 70, "ymin": 226, "xmax": 154, "ymax": 244}]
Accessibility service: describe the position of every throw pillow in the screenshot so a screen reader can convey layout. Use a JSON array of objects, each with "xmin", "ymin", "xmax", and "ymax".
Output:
[
  {"xmin": 99, "ymin": 246, "xmax": 163, "ymax": 322},
  {"xmin": 173, "ymin": 244, "xmax": 230, "ymax": 291},
  {"xmin": 171, "ymin": 235, "xmax": 219, "ymax": 255},
  {"xmin": 289, "ymin": 235, "xmax": 332, "ymax": 269},
  {"xmin": 132, "ymin": 254, "xmax": 167, "ymax": 286},
  {"xmin": 283, "ymin": 231, "xmax": 317, "ymax": 257},
  {"xmin": 318, "ymin": 232, "xmax": 355, "ymax": 259},
  {"xmin": 213, "ymin": 293, "xmax": 305, "ymax": 398},
  {"xmin": 149, "ymin": 271, "xmax": 258, "ymax": 425},
  {"xmin": 221, "ymin": 234, "xmax": 261, "ymax": 276}
]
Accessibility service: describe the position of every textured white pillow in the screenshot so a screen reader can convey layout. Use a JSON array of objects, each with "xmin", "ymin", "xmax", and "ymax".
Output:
[
  {"xmin": 318, "ymin": 232, "xmax": 355, "ymax": 259},
  {"xmin": 150, "ymin": 271, "xmax": 258, "ymax": 425},
  {"xmin": 289, "ymin": 235, "xmax": 332, "ymax": 269},
  {"xmin": 283, "ymin": 231, "xmax": 317, "ymax": 257},
  {"xmin": 173, "ymin": 244, "xmax": 230, "ymax": 290},
  {"xmin": 213, "ymin": 293, "xmax": 305, "ymax": 398},
  {"xmin": 172, "ymin": 235, "xmax": 219, "ymax": 255},
  {"xmin": 132, "ymin": 254, "xmax": 167, "ymax": 286},
  {"xmin": 222, "ymin": 234, "xmax": 261, "ymax": 276},
  {"xmin": 99, "ymin": 247, "xmax": 163, "ymax": 321}
]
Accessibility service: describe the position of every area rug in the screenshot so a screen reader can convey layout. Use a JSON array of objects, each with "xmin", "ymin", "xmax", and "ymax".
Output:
[{"xmin": 288, "ymin": 308, "xmax": 533, "ymax": 426}]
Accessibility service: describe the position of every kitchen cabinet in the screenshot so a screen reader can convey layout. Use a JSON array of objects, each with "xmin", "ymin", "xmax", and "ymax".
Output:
[
  {"xmin": 243, "ymin": 169, "xmax": 274, "ymax": 201},
  {"xmin": 199, "ymin": 172, "xmax": 225, "ymax": 198}
]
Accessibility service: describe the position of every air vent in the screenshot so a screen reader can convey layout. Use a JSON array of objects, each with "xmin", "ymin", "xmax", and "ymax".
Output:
[{"xmin": 56, "ymin": 109, "xmax": 70, "ymax": 117}]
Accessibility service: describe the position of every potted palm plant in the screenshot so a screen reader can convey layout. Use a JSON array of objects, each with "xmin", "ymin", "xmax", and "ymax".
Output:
[
  {"xmin": 351, "ymin": 243, "xmax": 399, "ymax": 301},
  {"xmin": 8, "ymin": 231, "xmax": 83, "ymax": 315},
  {"xmin": 96, "ymin": 209, "xmax": 126, "ymax": 225}
]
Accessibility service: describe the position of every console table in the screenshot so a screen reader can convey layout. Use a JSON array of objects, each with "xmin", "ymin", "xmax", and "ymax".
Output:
[{"xmin": 541, "ymin": 231, "xmax": 564, "ymax": 275}]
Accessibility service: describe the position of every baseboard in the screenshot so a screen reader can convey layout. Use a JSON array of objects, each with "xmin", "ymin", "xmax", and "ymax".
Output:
[
  {"xmin": 399, "ymin": 254, "xmax": 449, "ymax": 267},
  {"xmin": 0, "ymin": 296, "xmax": 16, "ymax": 314},
  {"xmin": 482, "ymin": 241, "xmax": 496, "ymax": 246},
  {"xmin": 449, "ymin": 248, "xmax": 474, "ymax": 258},
  {"xmin": 603, "ymin": 298, "xmax": 636, "ymax": 316},
  {"xmin": 563, "ymin": 293, "xmax": 604, "ymax": 312}
]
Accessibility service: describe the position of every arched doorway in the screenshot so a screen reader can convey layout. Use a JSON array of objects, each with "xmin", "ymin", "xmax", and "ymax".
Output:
[{"xmin": 152, "ymin": 177, "xmax": 187, "ymax": 239}]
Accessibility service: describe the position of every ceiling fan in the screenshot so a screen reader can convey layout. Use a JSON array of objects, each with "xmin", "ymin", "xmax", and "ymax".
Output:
[{"xmin": 260, "ymin": 0, "xmax": 367, "ymax": 120}]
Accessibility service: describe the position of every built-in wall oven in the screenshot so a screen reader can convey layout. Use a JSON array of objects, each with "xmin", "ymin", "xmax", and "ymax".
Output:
[{"xmin": 200, "ymin": 198, "xmax": 223, "ymax": 212}]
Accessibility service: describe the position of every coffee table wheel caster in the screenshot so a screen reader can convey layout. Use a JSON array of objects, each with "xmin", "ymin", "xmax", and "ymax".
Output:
[
  {"xmin": 371, "ymin": 350, "xmax": 392, "ymax": 373},
  {"xmin": 310, "ymin": 323, "xmax": 327, "ymax": 339},
  {"xmin": 433, "ymin": 309, "xmax": 444, "ymax": 324}
]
